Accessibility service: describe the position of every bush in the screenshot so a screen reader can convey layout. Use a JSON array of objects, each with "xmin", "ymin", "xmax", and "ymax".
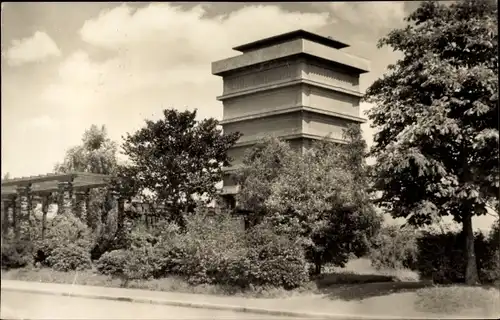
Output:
[
  {"xmin": 150, "ymin": 210, "xmax": 308, "ymax": 289},
  {"xmin": 167, "ymin": 210, "xmax": 246, "ymax": 285},
  {"xmin": 1, "ymin": 238, "xmax": 34, "ymax": 269},
  {"xmin": 482, "ymin": 221, "xmax": 500, "ymax": 284},
  {"xmin": 34, "ymin": 214, "xmax": 92, "ymax": 267},
  {"xmin": 91, "ymin": 207, "xmax": 307, "ymax": 290},
  {"xmin": 369, "ymin": 224, "xmax": 420, "ymax": 270},
  {"xmin": 95, "ymin": 249, "xmax": 128, "ymax": 276},
  {"xmin": 412, "ymin": 230, "xmax": 493, "ymax": 284},
  {"xmin": 46, "ymin": 244, "xmax": 92, "ymax": 272},
  {"xmin": 243, "ymin": 222, "xmax": 308, "ymax": 289},
  {"xmin": 482, "ymin": 249, "xmax": 500, "ymax": 285},
  {"xmin": 123, "ymin": 246, "xmax": 157, "ymax": 281}
]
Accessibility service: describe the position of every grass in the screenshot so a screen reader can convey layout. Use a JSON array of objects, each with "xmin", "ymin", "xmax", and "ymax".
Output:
[
  {"xmin": 3, "ymin": 261, "xmax": 499, "ymax": 317},
  {"xmin": 415, "ymin": 285, "xmax": 500, "ymax": 316},
  {"xmin": 1, "ymin": 258, "xmax": 429, "ymax": 300},
  {"xmin": 312, "ymin": 259, "xmax": 432, "ymax": 301},
  {"xmin": 1, "ymin": 267, "xmax": 306, "ymax": 298}
]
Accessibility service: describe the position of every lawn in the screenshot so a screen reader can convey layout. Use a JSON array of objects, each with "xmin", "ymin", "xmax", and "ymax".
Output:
[
  {"xmin": 1, "ymin": 258, "xmax": 428, "ymax": 299},
  {"xmin": 2, "ymin": 258, "xmax": 498, "ymax": 318}
]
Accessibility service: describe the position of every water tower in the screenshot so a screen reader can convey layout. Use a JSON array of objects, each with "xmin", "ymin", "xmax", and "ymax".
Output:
[{"xmin": 211, "ymin": 29, "xmax": 370, "ymax": 207}]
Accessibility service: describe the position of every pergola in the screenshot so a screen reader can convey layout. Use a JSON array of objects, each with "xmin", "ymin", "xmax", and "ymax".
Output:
[{"xmin": 1, "ymin": 172, "xmax": 112, "ymax": 240}]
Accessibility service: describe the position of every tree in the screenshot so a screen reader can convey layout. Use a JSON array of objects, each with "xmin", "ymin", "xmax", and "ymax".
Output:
[
  {"xmin": 55, "ymin": 124, "xmax": 118, "ymax": 225},
  {"xmin": 120, "ymin": 109, "xmax": 241, "ymax": 226},
  {"xmin": 55, "ymin": 125, "xmax": 118, "ymax": 175},
  {"xmin": 235, "ymin": 136, "xmax": 298, "ymax": 227},
  {"xmin": 55, "ymin": 124, "xmax": 120, "ymax": 259},
  {"xmin": 237, "ymin": 127, "xmax": 381, "ymax": 274},
  {"xmin": 3, "ymin": 172, "xmax": 11, "ymax": 180},
  {"xmin": 364, "ymin": 0, "xmax": 498, "ymax": 284}
]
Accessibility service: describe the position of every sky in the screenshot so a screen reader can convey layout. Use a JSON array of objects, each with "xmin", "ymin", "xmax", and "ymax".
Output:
[{"xmin": 1, "ymin": 2, "xmax": 496, "ymax": 230}]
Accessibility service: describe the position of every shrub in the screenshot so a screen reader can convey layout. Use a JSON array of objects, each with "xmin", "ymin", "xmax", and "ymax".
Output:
[
  {"xmin": 1, "ymin": 238, "xmax": 34, "ymax": 269},
  {"xmin": 90, "ymin": 209, "xmax": 118, "ymax": 260},
  {"xmin": 46, "ymin": 244, "xmax": 92, "ymax": 272},
  {"xmin": 482, "ymin": 221, "xmax": 500, "ymax": 284},
  {"xmin": 482, "ymin": 249, "xmax": 500, "ymax": 285},
  {"xmin": 412, "ymin": 230, "xmax": 492, "ymax": 284},
  {"xmin": 369, "ymin": 224, "xmax": 419, "ymax": 270},
  {"xmin": 123, "ymin": 246, "xmax": 157, "ymax": 281},
  {"xmin": 243, "ymin": 222, "xmax": 308, "ymax": 289},
  {"xmin": 150, "ymin": 210, "xmax": 308, "ymax": 289},
  {"xmin": 34, "ymin": 214, "xmax": 92, "ymax": 267},
  {"xmin": 95, "ymin": 249, "xmax": 128, "ymax": 276},
  {"xmin": 168, "ymin": 210, "xmax": 246, "ymax": 285}
]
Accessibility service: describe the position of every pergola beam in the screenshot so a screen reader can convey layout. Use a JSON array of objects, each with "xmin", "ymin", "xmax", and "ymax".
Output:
[
  {"xmin": 1, "ymin": 171, "xmax": 115, "ymax": 241},
  {"xmin": 1, "ymin": 172, "xmax": 110, "ymax": 198},
  {"xmin": 1, "ymin": 173, "xmax": 75, "ymax": 186}
]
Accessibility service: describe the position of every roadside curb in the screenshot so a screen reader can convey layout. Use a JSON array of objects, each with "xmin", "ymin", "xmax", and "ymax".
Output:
[{"xmin": 1, "ymin": 285, "xmax": 397, "ymax": 320}]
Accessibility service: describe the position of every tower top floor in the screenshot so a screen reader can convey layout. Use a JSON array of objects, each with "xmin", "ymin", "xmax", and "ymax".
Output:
[{"xmin": 211, "ymin": 29, "xmax": 370, "ymax": 77}]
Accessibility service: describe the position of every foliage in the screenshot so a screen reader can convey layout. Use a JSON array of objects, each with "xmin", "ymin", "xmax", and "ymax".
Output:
[
  {"xmin": 161, "ymin": 209, "xmax": 247, "ymax": 285},
  {"xmin": 235, "ymin": 137, "xmax": 298, "ymax": 226},
  {"xmin": 481, "ymin": 221, "xmax": 500, "ymax": 283},
  {"xmin": 1, "ymin": 238, "xmax": 34, "ymax": 269},
  {"xmin": 237, "ymin": 126, "xmax": 381, "ymax": 274},
  {"xmin": 46, "ymin": 244, "xmax": 92, "ymax": 272},
  {"xmin": 369, "ymin": 224, "xmax": 420, "ymax": 270},
  {"xmin": 100, "ymin": 208, "xmax": 308, "ymax": 289},
  {"xmin": 54, "ymin": 124, "xmax": 118, "ymax": 175},
  {"xmin": 242, "ymin": 222, "xmax": 309, "ymax": 289},
  {"xmin": 90, "ymin": 206, "xmax": 127, "ymax": 260},
  {"xmin": 34, "ymin": 214, "xmax": 92, "ymax": 266},
  {"xmin": 364, "ymin": 0, "xmax": 498, "ymax": 284},
  {"xmin": 54, "ymin": 124, "xmax": 120, "ymax": 258},
  {"xmin": 123, "ymin": 246, "xmax": 157, "ymax": 281},
  {"xmin": 118, "ymin": 109, "xmax": 241, "ymax": 226},
  {"xmin": 95, "ymin": 249, "xmax": 128, "ymax": 276},
  {"xmin": 409, "ymin": 230, "xmax": 492, "ymax": 284}
]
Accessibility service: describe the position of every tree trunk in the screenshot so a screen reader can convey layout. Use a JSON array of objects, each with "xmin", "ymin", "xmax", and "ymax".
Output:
[
  {"xmin": 314, "ymin": 261, "xmax": 322, "ymax": 276},
  {"xmin": 463, "ymin": 212, "xmax": 480, "ymax": 285},
  {"xmin": 312, "ymin": 254, "xmax": 322, "ymax": 276}
]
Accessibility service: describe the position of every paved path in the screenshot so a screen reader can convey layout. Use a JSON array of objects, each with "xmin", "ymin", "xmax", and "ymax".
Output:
[
  {"xmin": 0, "ymin": 280, "xmax": 430, "ymax": 319},
  {"xmin": 2, "ymin": 280, "xmax": 497, "ymax": 319},
  {"xmin": 1, "ymin": 291, "xmax": 297, "ymax": 320}
]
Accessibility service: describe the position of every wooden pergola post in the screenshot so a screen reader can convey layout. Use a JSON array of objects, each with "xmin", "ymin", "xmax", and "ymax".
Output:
[
  {"xmin": 11, "ymin": 196, "xmax": 18, "ymax": 240},
  {"xmin": 16, "ymin": 185, "xmax": 32, "ymax": 239},
  {"xmin": 1, "ymin": 198, "xmax": 12, "ymax": 240},
  {"xmin": 57, "ymin": 181, "xmax": 73, "ymax": 215},
  {"xmin": 74, "ymin": 189, "xmax": 90, "ymax": 223},
  {"xmin": 2, "ymin": 172, "xmax": 111, "ymax": 235},
  {"xmin": 41, "ymin": 194, "xmax": 51, "ymax": 240}
]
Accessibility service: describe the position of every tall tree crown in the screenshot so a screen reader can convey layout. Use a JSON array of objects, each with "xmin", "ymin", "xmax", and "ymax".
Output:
[{"xmin": 365, "ymin": 0, "xmax": 498, "ymax": 226}]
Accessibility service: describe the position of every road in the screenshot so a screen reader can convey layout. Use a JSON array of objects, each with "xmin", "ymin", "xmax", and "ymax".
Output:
[{"xmin": 1, "ymin": 291, "xmax": 297, "ymax": 320}]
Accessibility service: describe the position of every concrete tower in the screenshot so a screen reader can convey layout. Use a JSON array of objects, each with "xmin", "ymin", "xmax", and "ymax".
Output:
[{"xmin": 211, "ymin": 29, "xmax": 370, "ymax": 205}]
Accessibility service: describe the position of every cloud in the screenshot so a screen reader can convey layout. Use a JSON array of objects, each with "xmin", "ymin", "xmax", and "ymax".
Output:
[
  {"xmin": 319, "ymin": 2, "xmax": 407, "ymax": 34},
  {"xmin": 5, "ymin": 31, "xmax": 61, "ymax": 66},
  {"xmin": 41, "ymin": 3, "xmax": 331, "ymax": 123},
  {"xmin": 79, "ymin": 4, "xmax": 331, "ymax": 62}
]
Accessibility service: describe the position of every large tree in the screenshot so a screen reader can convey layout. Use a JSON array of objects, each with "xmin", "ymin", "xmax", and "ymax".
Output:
[
  {"xmin": 120, "ymin": 109, "xmax": 241, "ymax": 226},
  {"xmin": 238, "ymin": 127, "xmax": 381, "ymax": 274},
  {"xmin": 235, "ymin": 136, "xmax": 298, "ymax": 227},
  {"xmin": 55, "ymin": 124, "xmax": 118, "ymax": 175},
  {"xmin": 55, "ymin": 124, "xmax": 119, "ymax": 244},
  {"xmin": 364, "ymin": 0, "xmax": 498, "ymax": 284}
]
